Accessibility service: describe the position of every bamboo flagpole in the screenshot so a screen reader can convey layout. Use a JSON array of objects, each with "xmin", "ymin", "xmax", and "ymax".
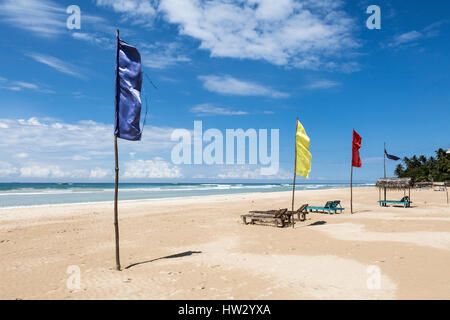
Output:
[
  {"xmin": 351, "ymin": 129, "xmax": 362, "ymax": 214},
  {"xmin": 291, "ymin": 117, "xmax": 312, "ymax": 226},
  {"xmin": 114, "ymin": 29, "xmax": 121, "ymax": 271},
  {"xmin": 446, "ymin": 185, "xmax": 449, "ymax": 204},
  {"xmin": 112, "ymin": 29, "xmax": 144, "ymax": 271},
  {"xmin": 114, "ymin": 135, "xmax": 120, "ymax": 271},
  {"xmin": 291, "ymin": 117, "xmax": 299, "ymax": 228},
  {"xmin": 383, "ymin": 142, "xmax": 387, "ymax": 201},
  {"xmin": 350, "ymin": 164, "xmax": 353, "ymax": 214},
  {"xmin": 350, "ymin": 130, "xmax": 354, "ymax": 214}
]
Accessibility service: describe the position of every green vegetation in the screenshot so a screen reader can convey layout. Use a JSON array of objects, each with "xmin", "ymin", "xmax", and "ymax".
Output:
[{"xmin": 394, "ymin": 148, "xmax": 450, "ymax": 182}]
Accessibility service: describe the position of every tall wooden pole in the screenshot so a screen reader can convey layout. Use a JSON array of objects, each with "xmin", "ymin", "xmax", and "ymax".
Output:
[
  {"xmin": 384, "ymin": 142, "xmax": 387, "ymax": 201},
  {"xmin": 114, "ymin": 29, "xmax": 121, "ymax": 271},
  {"xmin": 291, "ymin": 118, "xmax": 299, "ymax": 228},
  {"xmin": 350, "ymin": 129, "xmax": 354, "ymax": 214},
  {"xmin": 350, "ymin": 164, "xmax": 353, "ymax": 214},
  {"xmin": 114, "ymin": 135, "xmax": 120, "ymax": 271},
  {"xmin": 446, "ymin": 185, "xmax": 448, "ymax": 204}
]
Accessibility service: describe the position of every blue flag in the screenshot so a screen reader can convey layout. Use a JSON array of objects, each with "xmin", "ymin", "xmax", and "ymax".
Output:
[
  {"xmin": 385, "ymin": 149, "xmax": 400, "ymax": 161},
  {"xmin": 114, "ymin": 39, "xmax": 143, "ymax": 141}
]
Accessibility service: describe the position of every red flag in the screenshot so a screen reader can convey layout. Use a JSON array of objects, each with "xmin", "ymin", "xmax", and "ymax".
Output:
[{"xmin": 352, "ymin": 130, "xmax": 362, "ymax": 167}]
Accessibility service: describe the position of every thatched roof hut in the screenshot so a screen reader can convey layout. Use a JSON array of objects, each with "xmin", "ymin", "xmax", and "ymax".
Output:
[
  {"xmin": 376, "ymin": 178, "xmax": 413, "ymax": 201},
  {"xmin": 414, "ymin": 181, "xmax": 433, "ymax": 188},
  {"xmin": 414, "ymin": 181, "xmax": 449, "ymax": 188},
  {"xmin": 376, "ymin": 178, "xmax": 413, "ymax": 190}
]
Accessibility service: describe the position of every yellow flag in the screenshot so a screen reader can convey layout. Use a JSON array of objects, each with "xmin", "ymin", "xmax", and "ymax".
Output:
[{"xmin": 295, "ymin": 119, "xmax": 311, "ymax": 178}]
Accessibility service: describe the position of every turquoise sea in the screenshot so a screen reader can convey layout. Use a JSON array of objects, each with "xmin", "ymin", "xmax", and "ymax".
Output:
[{"xmin": 0, "ymin": 183, "xmax": 374, "ymax": 208}]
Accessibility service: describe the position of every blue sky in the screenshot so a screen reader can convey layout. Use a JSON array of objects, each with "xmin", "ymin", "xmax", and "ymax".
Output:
[{"xmin": 0, "ymin": 0, "xmax": 449, "ymax": 183}]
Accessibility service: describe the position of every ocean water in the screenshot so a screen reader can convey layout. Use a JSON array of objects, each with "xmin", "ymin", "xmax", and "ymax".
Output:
[{"xmin": 0, "ymin": 183, "xmax": 374, "ymax": 208}]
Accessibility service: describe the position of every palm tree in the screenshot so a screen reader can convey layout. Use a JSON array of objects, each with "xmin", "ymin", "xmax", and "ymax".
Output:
[
  {"xmin": 395, "ymin": 148, "xmax": 450, "ymax": 182},
  {"xmin": 394, "ymin": 164, "xmax": 404, "ymax": 177}
]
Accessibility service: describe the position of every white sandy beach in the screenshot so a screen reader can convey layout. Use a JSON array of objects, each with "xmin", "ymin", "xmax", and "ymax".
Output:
[{"xmin": 0, "ymin": 187, "xmax": 449, "ymax": 300}]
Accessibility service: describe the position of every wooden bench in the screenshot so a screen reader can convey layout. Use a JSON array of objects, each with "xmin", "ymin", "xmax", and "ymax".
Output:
[
  {"xmin": 241, "ymin": 208, "xmax": 289, "ymax": 228},
  {"xmin": 286, "ymin": 203, "xmax": 309, "ymax": 222},
  {"xmin": 247, "ymin": 204, "xmax": 309, "ymax": 224}
]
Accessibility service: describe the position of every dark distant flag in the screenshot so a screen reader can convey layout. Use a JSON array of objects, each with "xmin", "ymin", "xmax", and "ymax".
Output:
[
  {"xmin": 385, "ymin": 149, "xmax": 400, "ymax": 161},
  {"xmin": 114, "ymin": 39, "xmax": 143, "ymax": 141},
  {"xmin": 352, "ymin": 130, "xmax": 362, "ymax": 167}
]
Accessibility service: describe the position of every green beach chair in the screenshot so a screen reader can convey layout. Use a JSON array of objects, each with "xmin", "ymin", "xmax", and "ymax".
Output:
[
  {"xmin": 377, "ymin": 196, "xmax": 411, "ymax": 208},
  {"xmin": 307, "ymin": 200, "xmax": 345, "ymax": 214}
]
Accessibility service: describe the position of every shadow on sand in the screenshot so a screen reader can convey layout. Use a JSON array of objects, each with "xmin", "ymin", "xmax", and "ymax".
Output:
[
  {"xmin": 125, "ymin": 251, "xmax": 202, "ymax": 270},
  {"xmin": 307, "ymin": 221, "xmax": 327, "ymax": 227}
]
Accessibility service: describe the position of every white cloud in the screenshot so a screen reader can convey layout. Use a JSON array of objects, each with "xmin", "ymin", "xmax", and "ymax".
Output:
[
  {"xmin": 14, "ymin": 153, "xmax": 29, "ymax": 159},
  {"xmin": 0, "ymin": 117, "xmax": 177, "ymax": 155},
  {"xmin": 89, "ymin": 167, "xmax": 111, "ymax": 179},
  {"xmin": 13, "ymin": 81, "xmax": 37, "ymax": 90},
  {"xmin": 0, "ymin": 161, "xmax": 92, "ymax": 179},
  {"xmin": 72, "ymin": 32, "xmax": 191, "ymax": 69},
  {"xmin": 0, "ymin": 0, "xmax": 66, "ymax": 37},
  {"xmin": 305, "ymin": 79, "xmax": 340, "ymax": 90},
  {"xmin": 20, "ymin": 165, "xmax": 66, "ymax": 178},
  {"xmin": 422, "ymin": 20, "xmax": 449, "ymax": 37},
  {"xmin": 390, "ymin": 31, "xmax": 422, "ymax": 47},
  {"xmin": 216, "ymin": 167, "xmax": 260, "ymax": 179},
  {"xmin": 72, "ymin": 155, "xmax": 91, "ymax": 161},
  {"xmin": 18, "ymin": 117, "xmax": 43, "ymax": 126},
  {"xmin": 0, "ymin": 117, "xmax": 181, "ymax": 180},
  {"xmin": 122, "ymin": 158, "xmax": 182, "ymax": 178},
  {"xmin": 95, "ymin": 0, "xmax": 157, "ymax": 25},
  {"xmin": 215, "ymin": 165, "xmax": 291, "ymax": 180},
  {"xmin": 0, "ymin": 0, "xmax": 114, "ymax": 37},
  {"xmin": 140, "ymin": 41, "xmax": 191, "ymax": 69},
  {"xmin": 158, "ymin": 0, "xmax": 358, "ymax": 70},
  {"xmin": 71, "ymin": 32, "xmax": 114, "ymax": 50},
  {"xmin": 190, "ymin": 103, "xmax": 248, "ymax": 116},
  {"xmin": 25, "ymin": 53, "xmax": 86, "ymax": 79},
  {"xmin": 199, "ymin": 75, "xmax": 289, "ymax": 98},
  {"xmin": 0, "ymin": 77, "xmax": 53, "ymax": 93},
  {"xmin": 93, "ymin": 0, "xmax": 359, "ymax": 70},
  {"xmin": 0, "ymin": 162, "xmax": 18, "ymax": 176},
  {"xmin": 388, "ymin": 20, "xmax": 449, "ymax": 48}
]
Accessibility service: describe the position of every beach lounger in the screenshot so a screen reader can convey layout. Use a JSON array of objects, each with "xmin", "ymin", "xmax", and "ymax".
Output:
[
  {"xmin": 249, "ymin": 204, "xmax": 309, "ymax": 223},
  {"xmin": 241, "ymin": 208, "xmax": 290, "ymax": 228},
  {"xmin": 307, "ymin": 200, "xmax": 345, "ymax": 214},
  {"xmin": 378, "ymin": 196, "xmax": 411, "ymax": 208},
  {"xmin": 286, "ymin": 203, "xmax": 309, "ymax": 222}
]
